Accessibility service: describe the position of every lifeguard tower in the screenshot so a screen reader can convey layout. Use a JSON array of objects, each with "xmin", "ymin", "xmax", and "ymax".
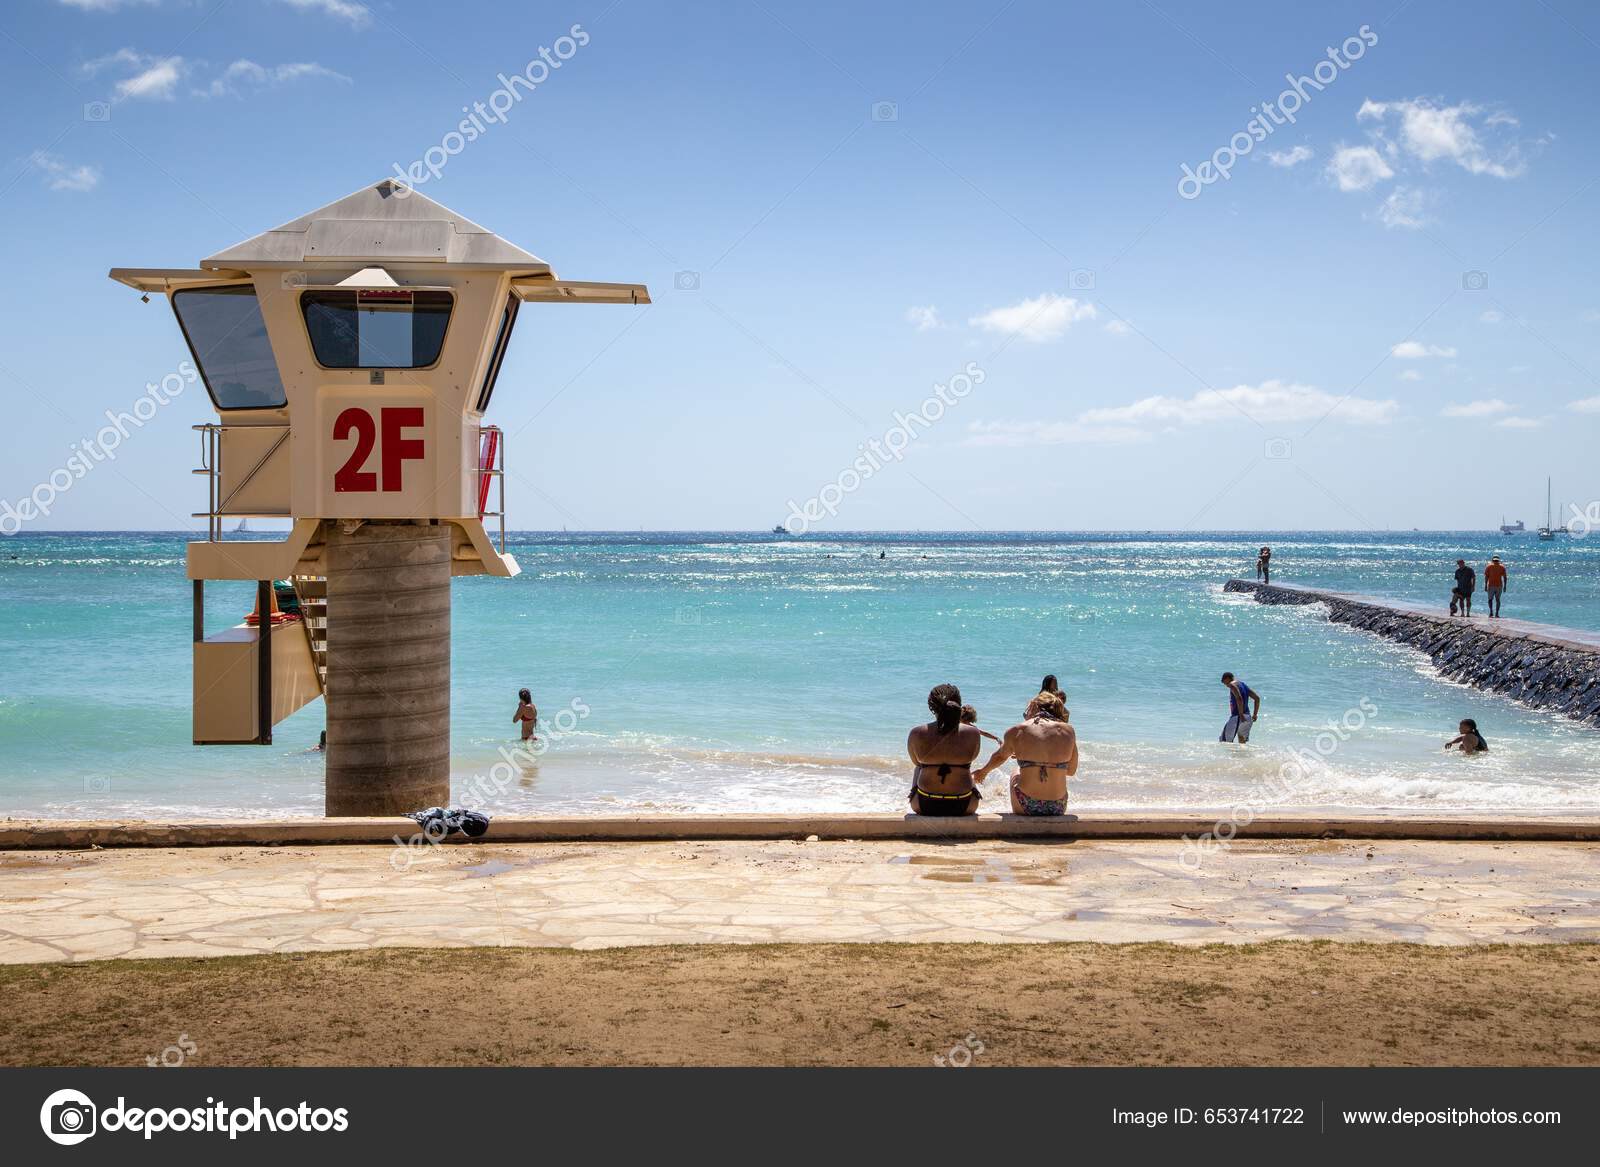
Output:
[{"xmin": 111, "ymin": 180, "xmax": 648, "ymax": 815}]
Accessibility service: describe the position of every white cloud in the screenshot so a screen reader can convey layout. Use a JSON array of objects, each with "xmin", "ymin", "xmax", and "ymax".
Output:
[
  {"xmin": 1079, "ymin": 379, "xmax": 1398, "ymax": 428},
  {"xmin": 1358, "ymin": 98, "xmax": 1525, "ymax": 178},
  {"xmin": 1267, "ymin": 145, "xmax": 1313, "ymax": 168},
  {"xmin": 967, "ymin": 380, "xmax": 1398, "ymax": 447},
  {"xmin": 1441, "ymin": 399, "xmax": 1512, "ymax": 418},
  {"xmin": 80, "ymin": 48, "xmax": 142, "ymax": 75},
  {"xmin": 1376, "ymin": 186, "xmax": 1429, "ymax": 229},
  {"xmin": 1391, "ymin": 340, "xmax": 1457, "ymax": 359},
  {"xmin": 1103, "ymin": 319, "xmax": 1132, "ymax": 336},
  {"xmin": 903, "ymin": 305, "xmax": 942, "ymax": 332},
  {"xmin": 1495, "ymin": 416, "xmax": 1541, "ymax": 429},
  {"xmin": 1399, "ymin": 369, "xmax": 1423, "ymax": 382},
  {"xmin": 1567, "ymin": 396, "xmax": 1600, "ymax": 414},
  {"xmin": 280, "ymin": 0, "xmax": 372, "ymax": 28},
  {"xmin": 82, "ymin": 50, "xmax": 185, "ymax": 100},
  {"xmin": 1326, "ymin": 144, "xmax": 1393, "ymax": 191},
  {"xmin": 968, "ymin": 293, "xmax": 1096, "ymax": 343},
  {"xmin": 200, "ymin": 59, "xmax": 352, "ymax": 98},
  {"xmin": 1479, "ymin": 309, "xmax": 1504, "ymax": 324},
  {"xmin": 58, "ymin": 0, "xmax": 158, "ymax": 9},
  {"xmin": 82, "ymin": 49, "xmax": 349, "ymax": 102},
  {"xmin": 117, "ymin": 56, "xmax": 183, "ymax": 100},
  {"xmin": 27, "ymin": 151, "xmax": 100, "ymax": 192}
]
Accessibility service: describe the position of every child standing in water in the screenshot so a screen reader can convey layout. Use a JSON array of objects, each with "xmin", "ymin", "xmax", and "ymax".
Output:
[{"xmin": 513, "ymin": 688, "xmax": 538, "ymax": 741}]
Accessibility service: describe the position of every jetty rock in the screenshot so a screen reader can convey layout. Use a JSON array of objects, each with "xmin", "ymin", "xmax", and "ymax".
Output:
[{"xmin": 1224, "ymin": 580, "xmax": 1600, "ymax": 726}]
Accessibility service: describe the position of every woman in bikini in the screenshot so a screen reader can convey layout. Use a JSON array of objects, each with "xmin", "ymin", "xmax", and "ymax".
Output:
[
  {"xmin": 513, "ymin": 688, "xmax": 538, "ymax": 742},
  {"xmin": 1445, "ymin": 718, "xmax": 1489, "ymax": 754},
  {"xmin": 972, "ymin": 690, "xmax": 1078, "ymax": 816},
  {"xmin": 906, "ymin": 683, "xmax": 984, "ymax": 816}
]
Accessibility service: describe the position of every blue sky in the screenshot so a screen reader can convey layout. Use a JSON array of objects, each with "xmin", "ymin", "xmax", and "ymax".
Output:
[{"xmin": 1, "ymin": 0, "xmax": 1597, "ymax": 532}]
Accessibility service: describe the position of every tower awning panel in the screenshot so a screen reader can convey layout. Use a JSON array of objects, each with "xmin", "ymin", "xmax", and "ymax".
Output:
[
  {"xmin": 510, "ymin": 277, "xmax": 651, "ymax": 304},
  {"xmin": 109, "ymin": 268, "xmax": 249, "ymax": 292}
]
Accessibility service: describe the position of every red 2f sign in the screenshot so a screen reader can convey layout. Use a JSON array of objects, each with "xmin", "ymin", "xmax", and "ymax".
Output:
[{"xmin": 333, "ymin": 407, "xmax": 425, "ymax": 492}]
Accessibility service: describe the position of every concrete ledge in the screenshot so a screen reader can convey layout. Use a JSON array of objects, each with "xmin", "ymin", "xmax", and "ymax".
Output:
[{"xmin": 4, "ymin": 814, "xmax": 1600, "ymax": 849}]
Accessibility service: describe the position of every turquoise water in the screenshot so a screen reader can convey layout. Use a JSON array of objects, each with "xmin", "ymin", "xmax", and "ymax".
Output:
[{"xmin": 2, "ymin": 530, "xmax": 1598, "ymax": 819}]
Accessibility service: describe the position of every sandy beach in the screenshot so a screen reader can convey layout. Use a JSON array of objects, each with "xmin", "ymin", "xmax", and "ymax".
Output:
[{"xmin": 6, "ymin": 941, "xmax": 1599, "ymax": 1067}]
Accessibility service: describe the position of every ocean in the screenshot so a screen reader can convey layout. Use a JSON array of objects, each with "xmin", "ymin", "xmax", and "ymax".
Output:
[{"xmin": 2, "ymin": 530, "xmax": 1598, "ymax": 819}]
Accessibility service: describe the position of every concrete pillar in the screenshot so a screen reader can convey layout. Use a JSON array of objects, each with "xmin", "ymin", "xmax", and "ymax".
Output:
[{"xmin": 324, "ymin": 521, "xmax": 451, "ymax": 816}]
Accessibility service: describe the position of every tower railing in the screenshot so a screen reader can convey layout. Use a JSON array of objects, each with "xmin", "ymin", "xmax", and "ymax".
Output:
[
  {"xmin": 478, "ymin": 425, "xmax": 506, "ymax": 553},
  {"xmin": 191, "ymin": 423, "xmax": 291, "ymax": 541}
]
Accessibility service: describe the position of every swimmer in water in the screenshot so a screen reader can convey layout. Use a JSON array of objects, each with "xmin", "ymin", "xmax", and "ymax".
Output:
[
  {"xmin": 1445, "ymin": 718, "xmax": 1489, "ymax": 754},
  {"xmin": 513, "ymin": 688, "xmax": 538, "ymax": 741}
]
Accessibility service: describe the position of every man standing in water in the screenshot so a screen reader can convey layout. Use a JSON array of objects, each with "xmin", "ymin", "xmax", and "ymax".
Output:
[
  {"xmin": 1484, "ymin": 555, "xmax": 1507, "ymax": 618},
  {"xmin": 1219, "ymin": 672, "xmax": 1260, "ymax": 743}
]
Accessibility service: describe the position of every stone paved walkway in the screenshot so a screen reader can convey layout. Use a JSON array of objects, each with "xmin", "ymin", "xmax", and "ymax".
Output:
[{"xmin": 2, "ymin": 838, "xmax": 1598, "ymax": 964}]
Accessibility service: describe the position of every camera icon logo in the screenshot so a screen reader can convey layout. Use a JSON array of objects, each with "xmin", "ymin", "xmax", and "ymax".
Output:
[
  {"xmin": 281, "ymin": 271, "xmax": 308, "ymax": 289},
  {"xmin": 1264, "ymin": 437, "xmax": 1292, "ymax": 460},
  {"xmin": 40, "ymin": 1089, "xmax": 97, "ymax": 1146},
  {"xmin": 84, "ymin": 776, "xmax": 110, "ymax": 794},
  {"xmin": 871, "ymin": 101, "xmax": 898, "ymax": 122},
  {"xmin": 674, "ymin": 270, "xmax": 700, "ymax": 291},
  {"xmin": 1069, "ymin": 268, "xmax": 1096, "ymax": 291},
  {"xmin": 1462, "ymin": 270, "xmax": 1489, "ymax": 291},
  {"xmin": 83, "ymin": 101, "xmax": 111, "ymax": 123}
]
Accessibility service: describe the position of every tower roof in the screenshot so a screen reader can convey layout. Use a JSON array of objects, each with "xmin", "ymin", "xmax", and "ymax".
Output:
[{"xmin": 201, "ymin": 180, "xmax": 552, "ymax": 273}]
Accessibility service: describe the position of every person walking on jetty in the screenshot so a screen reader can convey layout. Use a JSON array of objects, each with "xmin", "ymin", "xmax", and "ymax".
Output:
[
  {"xmin": 1451, "ymin": 559, "xmax": 1476, "ymax": 617},
  {"xmin": 1218, "ymin": 672, "xmax": 1260, "ymax": 743},
  {"xmin": 1256, "ymin": 546, "xmax": 1272, "ymax": 584},
  {"xmin": 1484, "ymin": 555, "xmax": 1508, "ymax": 618}
]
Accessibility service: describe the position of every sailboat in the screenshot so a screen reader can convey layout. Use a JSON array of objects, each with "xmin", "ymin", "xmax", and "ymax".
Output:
[
  {"xmin": 233, "ymin": 517, "xmax": 252, "ymax": 534},
  {"xmin": 1537, "ymin": 477, "xmax": 1565, "ymax": 539}
]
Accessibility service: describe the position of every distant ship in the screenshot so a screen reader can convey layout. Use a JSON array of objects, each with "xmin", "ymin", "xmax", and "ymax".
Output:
[
  {"xmin": 1499, "ymin": 518, "xmax": 1525, "ymax": 534},
  {"xmin": 771, "ymin": 524, "xmax": 791, "ymax": 535}
]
